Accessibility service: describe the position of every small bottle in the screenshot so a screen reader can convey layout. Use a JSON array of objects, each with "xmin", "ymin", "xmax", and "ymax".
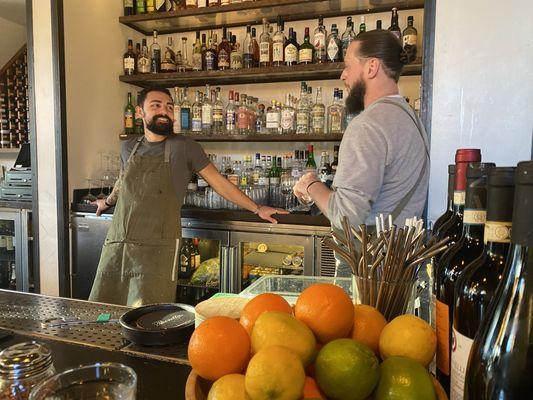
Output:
[
  {"xmin": 313, "ymin": 17, "xmax": 327, "ymax": 63},
  {"xmin": 146, "ymin": 0, "xmax": 156, "ymax": 13},
  {"xmin": 259, "ymin": 18, "xmax": 272, "ymax": 67},
  {"xmin": 123, "ymin": 39, "xmax": 135, "ymax": 75},
  {"xmin": 136, "ymin": 0, "xmax": 147, "ymax": 14},
  {"xmin": 134, "ymin": 93, "xmax": 144, "ymax": 135},
  {"xmin": 230, "ymin": 35, "xmax": 243, "ymax": 69},
  {"xmin": 201, "ymin": 85, "xmax": 213, "ymax": 134},
  {"xmin": 298, "ymin": 27, "xmax": 314, "ymax": 64},
  {"xmin": 388, "ymin": 7, "xmax": 402, "ymax": 40},
  {"xmin": 243, "ymin": 25, "xmax": 254, "ymax": 69},
  {"xmin": 237, "ymin": 94, "xmax": 249, "ymax": 135},
  {"xmin": 179, "ymin": 37, "xmax": 190, "ymax": 71},
  {"xmin": 296, "ymin": 82, "xmax": 310, "ymax": 135},
  {"xmin": 266, "ymin": 100, "xmax": 281, "ymax": 134},
  {"xmin": 161, "ymin": 36, "xmax": 177, "ymax": 72},
  {"xmin": 217, "ymin": 27, "xmax": 231, "ymax": 70},
  {"xmin": 124, "ymin": 92, "xmax": 135, "ymax": 135},
  {"xmin": 280, "ymin": 94, "xmax": 296, "ymax": 135},
  {"xmin": 150, "ymin": 30, "xmax": 161, "ymax": 73},
  {"xmin": 137, "ymin": 38, "xmax": 151, "ymax": 74},
  {"xmin": 204, "ymin": 33, "xmax": 218, "ymax": 70},
  {"xmin": 327, "ymin": 88, "xmax": 342, "ymax": 134},
  {"xmin": 376, "ymin": 20, "xmax": 383, "ymax": 30},
  {"xmin": 192, "ymin": 31, "xmax": 202, "ymax": 71},
  {"xmin": 358, "ymin": 16, "xmax": 366, "ymax": 36},
  {"xmin": 251, "ymin": 27, "xmax": 260, "ymax": 67}
]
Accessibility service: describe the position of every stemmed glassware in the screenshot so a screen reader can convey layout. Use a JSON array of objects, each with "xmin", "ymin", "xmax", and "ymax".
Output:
[{"xmin": 80, "ymin": 179, "xmax": 97, "ymax": 204}]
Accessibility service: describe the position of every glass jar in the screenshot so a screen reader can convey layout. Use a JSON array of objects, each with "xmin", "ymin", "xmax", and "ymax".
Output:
[{"xmin": 0, "ymin": 342, "xmax": 55, "ymax": 400}]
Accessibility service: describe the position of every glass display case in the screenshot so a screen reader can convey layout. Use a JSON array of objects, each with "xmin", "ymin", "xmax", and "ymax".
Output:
[{"xmin": 0, "ymin": 209, "xmax": 31, "ymax": 292}]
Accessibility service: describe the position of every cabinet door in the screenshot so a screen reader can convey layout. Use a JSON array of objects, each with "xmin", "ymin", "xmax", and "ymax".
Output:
[
  {"xmin": 71, "ymin": 217, "xmax": 111, "ymax": 299},
  {"xmin": 0, "ymin": 212, "xmax": 22, "ymax": 291}
]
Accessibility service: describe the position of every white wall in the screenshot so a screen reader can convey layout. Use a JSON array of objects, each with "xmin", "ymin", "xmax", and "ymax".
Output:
[
  {"xmin": 63, "ymin": 1, "xmax": 423, "ymax": 193},
  {"xmin": 0, "ymin": 16, "xmax": 26, "ymax": 67},
  {"xmin": 428, "ymin": 0, "xmax": 533, "ymax": 221}
]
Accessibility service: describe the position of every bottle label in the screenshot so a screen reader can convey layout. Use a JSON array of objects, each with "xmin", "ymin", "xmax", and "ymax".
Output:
[
  {"xmin": 281, "ymin": 110, "xmax": 294, "ymax": 130},
  {"xmin": 226, "ymin": 110, "xmax": 236, "ymax": 129},
  {"xmin": 273, "ymin": 42, "xmax": 284, "ymax": 62},
  {"xmin": 327, "ymin": 39, "xmax": 339, "ymax": 61},
  {"xmin": 330, "ymin": 115, "xmax": 342, "ymax": 133},
  {"xmin": 201, "ymin": 106, "xmax": 213, "ymax": 125},
  {"xmin": 194, "ymin": 254, "xmax": 201, "ymax": 269},
  {"xmin": 312, "ymin": 114, "xmax": 325, "ymax": 130},
  {"xmin": 138, "ymin": 57, "xmax": 150, "ymax": 73},
  {"xmin": 192, "ymin": 53, "xmax": 202, "ymax": 69},
  {"xmin": 270, "ymin": 177, "xmax": 280, "ymax": 185},
  {"xmin": 259, "ymin": 43, "xmax": 270, "ymax": 63},
  {"xmin": 237, "ymin": 110, "xmax": 248, "ymax": 129},
  {"xmin": 124, "ymin": 112, "xmax": 133, "ymax": 129},
  {"xmin": 299, "ymin": 48, "xmax": 313, "ymax": 63},
  {"xmin": 197, "ymin": 177, "xmax": 208, "ymax": 188},
  {"xmin": 231, "ymin": 52, "xmax": 243, "ymax": 69},
  {"xmin": 403, "ymin": 34, "xmax": 417, "ymax": 47},
  {"xmin": 285, "ymin": 44, "xmax": 298, "ymax": 63},
  {"xmin": 124, "ymin": 57, "xmax": 135, "ymax": 71},
  {"xmin": 161, "ymin": 60, "xmax": 176, "ymax": 71},
  {"xmin": 258, "ymin": 177, "xmax": 269, "ymax": 186},
  {"xmin": 181, "ymin": 108, "xmax": 190, "ymax": 130},
  {"xmin": 450, "ymin": 328, "xmax": 474, "ymax": 400},
  {"xmin": 484, "ymin": 221, "xmax": 512, "ymax": 244},
  {"xmin": 213, "ymin": 108, "xmax": 223, "ymax": 122},
  {"xmin": 314, "ymin": 32, "xmax": 325, "ymax": 49},
  {"xmin": 173, "ymin": 106, "xmax": 181, "ymax": 134},
  {"xmin": 252, "ymin": 172, "xmax": 260, "ymax": 185},
  {"xmin": 436, "ymin": 300, "xmax": 450, "ymax": 376},
  {"xmin": 463, "ymin": 209, "xmax": 486, "ymax": 225},
  {"xmin": 453, "ymin": 191, "xmax": 466, "ymax": 206},
  {"xmin": 266, "ymin": 112, "xmax": 280, "ymax": 128},
  {"xmin": 187, "ymin": 182, "xmax": 198, "ymax": 191},
  {"xmin": 297, "ymin": 112, "xmax": 309, "ymax": 127},
  {"xmin": 186, "ymin": 0, "xmax": 196, "ymax": 5},
  {"xmin": 218, "ymin": 49, "xmax": 229, "ymax": 68},
  {"xmin": 205, "ymin": 53, "xmax": 216, "ymax": 70},
  {"xmin": 180, "ymin": 254, "xmax": 188, "ymax": 268},
  {"xmin": 124, "ymin": 0, "xmax": 133, "ymax": 6}
]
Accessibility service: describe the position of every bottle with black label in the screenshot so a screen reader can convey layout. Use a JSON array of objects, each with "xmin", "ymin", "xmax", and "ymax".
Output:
[
  {"xmin": 123, "ymin": 39, "xmax": 135, "ymax": 75},
  {"xmin": 388, "ymin": 7, "xmax": 402, "ymax": 40},
  {"xmin": 179, "ymin": 239, "xmax": 192, "ymax": 279}
]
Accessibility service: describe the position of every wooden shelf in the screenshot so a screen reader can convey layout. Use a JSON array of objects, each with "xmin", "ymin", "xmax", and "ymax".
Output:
[
  {"xmin": 120, "ymin": 133, "xmax": 343, "ymax": 142},
  {"xmin": 119, "ymin": 61, "xmax": 422, "ymax": 88},
  {"xmin": 119, "ymin": 0, "xmax": 425, "ymax": 35}
]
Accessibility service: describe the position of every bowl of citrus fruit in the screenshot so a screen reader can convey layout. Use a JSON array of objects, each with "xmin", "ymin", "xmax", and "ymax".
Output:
[{"xmin": 186, "ymin": 283, "xmax": 446, "ymax": 400}]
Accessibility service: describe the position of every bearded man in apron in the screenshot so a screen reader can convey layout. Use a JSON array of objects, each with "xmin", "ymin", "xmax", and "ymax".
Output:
[{"xmin": 89, "ymin": 88, "xmax": 286, "ymax": 307}]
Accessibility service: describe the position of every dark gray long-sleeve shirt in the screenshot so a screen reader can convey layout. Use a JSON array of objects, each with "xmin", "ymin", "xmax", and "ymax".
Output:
[{"xmin": 326, "ymin": 96, "xmax": 429, "ymax": 234}]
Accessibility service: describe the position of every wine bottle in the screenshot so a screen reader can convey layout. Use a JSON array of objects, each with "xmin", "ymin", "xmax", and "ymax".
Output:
[
  {"xmin": 433, "ymin": 164, "xmax": 456, "ymax": 234},
  {"xmin": 435, "ymin": 161, "xmax": 493, "ymax": 394},
  {"xmin": 464, "ymin": 161, "xmax": 533, "ymax": 399},
  {"xmin": 451, "ymin": 167, "xmax": 515, "ymax": 400}
]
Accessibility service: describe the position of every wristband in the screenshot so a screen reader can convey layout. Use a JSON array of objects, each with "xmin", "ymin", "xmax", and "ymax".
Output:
[{"xmin": 306, "ymin": 180, "xmax": 321, "ymax": 195}]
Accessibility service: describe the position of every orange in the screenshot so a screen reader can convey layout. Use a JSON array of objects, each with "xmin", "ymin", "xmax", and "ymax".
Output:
[
  {"xmin": 240, "ymin": 293, "xmax": 293, "ymax": 335},
  {"xmin": 350, "ymin": 304, "xmax": 387, "ymax": 355},
  {"xmin": 295, "ymin": 283, "xmax": 354, "ymax": 343},
  {"xmin": 188, "ymin": 316, "xmax": 250, "ymax": 381},
  {"xmin": 303, "ymin": 376, "xmax": 326, "ymax": 399}
]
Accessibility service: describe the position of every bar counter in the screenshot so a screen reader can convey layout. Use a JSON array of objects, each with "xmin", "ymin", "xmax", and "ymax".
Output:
[{"xmin": 0, "ymin": 290, "xmax": 191, "ymax": 399}]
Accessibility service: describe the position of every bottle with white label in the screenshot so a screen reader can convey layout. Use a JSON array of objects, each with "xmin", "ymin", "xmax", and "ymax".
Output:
[
  {"xmin": 296, "ymin": 82, "xmax": 310, "ymax": 134},
  {"xmin": 326, "ymin": 24, "xmax": 341, "ymax": 62},
  {"xmin": 313, "ymin": 17, "xmax": 327, "ymax": 63},
  {"xmin": 123, "ymin": 39, "xmax": 135, "ymax": 75},
  {"xmin": 311, "ymin": 87, "xmax": 325, "ymax": 134},
  {"xmin": 451, "ymin": 167, "xmax": 515, "ymax": 400},
  {"xmin": 280, "ymin": 94, "xmax": 296, "ymax": 135},
  {"xmin": 265, "ymin": 100, "xmax": 281, "ymax": 134},
  {"xmin": 284, "ymin": 28, "xmax": 299, "ymax": 66},
  {"xmin": 201, "ymin": 85, "xmax": 213, "ymax": 134},
  {"xmin": 259, "ymin": 18, "xmax": 272, "ymax": 67},
  {"xmin": 191, "ymin": 91, "xmax": 203, "ymax": 133},
  {"xmin": 402, "ymin": 15, "xmax": 418, "ymax": 63},
  {"xmin": 298, "ymin": 27, "xmax": 314, "ymax": 64},
  {"xmin": 272, "ymin": 16, "xmax": 285, "ymax": 67}
]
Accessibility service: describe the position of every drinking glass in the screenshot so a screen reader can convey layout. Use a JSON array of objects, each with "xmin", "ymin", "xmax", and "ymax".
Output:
[
  {"xmin": 80, "ymin": 179, "xmax": 97, "ymax": 204},
  {"xmin": 97, "ymin": 179, "xmax": 107, "ymax": 199},
  {"xmin": 29, "ymin": 363, "xmax": 137, "ymax": 400}
]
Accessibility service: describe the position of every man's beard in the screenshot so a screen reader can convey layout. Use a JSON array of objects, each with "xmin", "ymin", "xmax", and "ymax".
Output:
[
  {"xmin": 345, "ymin": 77, "xmax": 366, "ymax": 115},
  {"xmin": 146, "ymin": 114, "xmax": 173, "ymax": 136}
]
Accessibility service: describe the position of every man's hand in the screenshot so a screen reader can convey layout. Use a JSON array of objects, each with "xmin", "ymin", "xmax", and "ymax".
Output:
[
  {"xmin": 256, "ymin": 205, "xmax": 289, "ymax": 224},
  {"xmin": 293, "ymin": 172, "xmax": 320, "ymax": 199},
  {"xmin": 92, "ymin": 199, "xmax": 111, "ymax": 217}
]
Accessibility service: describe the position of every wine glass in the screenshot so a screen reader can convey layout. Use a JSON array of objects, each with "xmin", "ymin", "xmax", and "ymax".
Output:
[{"xmin": 80, "ymin": 179, "xmax": 97, "ymax": 204}]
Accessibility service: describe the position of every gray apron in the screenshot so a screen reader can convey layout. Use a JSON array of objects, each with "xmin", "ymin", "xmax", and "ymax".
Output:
[{"xmin": 89, "ymin": 137, "xmax": 180, "ymax": 306}]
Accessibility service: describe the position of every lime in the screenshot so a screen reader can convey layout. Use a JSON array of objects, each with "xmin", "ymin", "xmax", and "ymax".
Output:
[
  {"xmin": 374, "ymin": 356, "xmax": 436, "ymax": 400},
  {"xmin": 315, "ymin": 338, "xmax": 379, "ymax": 400}
]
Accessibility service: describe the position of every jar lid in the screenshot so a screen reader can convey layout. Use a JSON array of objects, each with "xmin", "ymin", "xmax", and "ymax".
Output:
[{"xmin": 0, "ymin": 341, "xmax": 53, "ymax": 380}]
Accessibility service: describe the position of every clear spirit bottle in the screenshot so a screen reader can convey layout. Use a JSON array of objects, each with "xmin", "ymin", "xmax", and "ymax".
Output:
[
  {"xmin": 296, "ymin": 82, "xmax": 310, "ymax": 134},
  {"xmin": 280, "ymin": 94, "xmax": 296, "ymax": 135},
  {"xmin": 150, "ymin": 30, "xmax": 161, "ymax": 73},
  {"xmin": 311, "ymin": 87, "xmax": 325, "ymax": 134},
  {"xmin": 225, "ymin": 90, "xmax": 237, "ymax": 134},
  {"xmin": 212, "ymin": 87, "xmax": 224, "ymax": 135},
  {"xmin": 201, "ymin": 85, "xmax": 213, "ymax": 134},
  {"xmin": 191, "ymin": 90, "xmax": 203, "ymax": 133},
  {"xmin": 313, "ymin": 17, "xmax": 327, "ymax": 64},
  {"xmin": 259, "ymin": 18, "xmax": 272, "ymax": 67}
]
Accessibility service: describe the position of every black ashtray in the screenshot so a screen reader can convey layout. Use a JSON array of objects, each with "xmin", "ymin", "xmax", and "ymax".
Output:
[{"xmin": 119, "ymin": 303, "xmax": 195, "ymax": 346}]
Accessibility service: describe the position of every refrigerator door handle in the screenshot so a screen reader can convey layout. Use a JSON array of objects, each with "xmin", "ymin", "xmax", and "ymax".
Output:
[
  {"xmin": 228, "ymin": 246, "xmax": 237, "ymax": 294},
  {"xmin": 220, "ymin": 246, "xmax": 229, "ymax": 293}
]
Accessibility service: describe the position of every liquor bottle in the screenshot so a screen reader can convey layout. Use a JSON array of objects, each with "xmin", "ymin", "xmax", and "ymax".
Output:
[
  {"xmin": 376, "ymin": 20, "xmax": 382, "ymax": 30},
  {"xmin": 259, "ymin": 18, "xmax": 272, "ymax": 67},
  {"xmin": 178, "ymin": 37, "xmax": 190, "ymax": 71},
  {"xmin": 272, "ymin": 16, "xmax": 285, "ymax": 66},
  {"xmin": 192, "ymin": 238, "xmax": 201, "ymax": 269},
  {"xmin": 192, "ymin": 31, "xmax": 202, "ymax": 71},
  {"xmin": 331, "ymin": 145, "xmax": 339, "ymax": 176},
  {"xmin": 191, "ymin": 91, "xmax": 203, "ymax": 133},
  {"xmin": 341, "ymin": 17, "xmax": 355, "ymax": 60},
  {"xmin": 179, "ymin": 238, "xmax": 192, "ymax": 279},
  {"xmin": 161, "ymin": 37, "xmax": 177, "ymax": 72},
  {"xmin": 314, "ymin": 17, "xmax": 327, "ymax": 63},
  {"xmin": 388, "ymin": 7, "xmax": 402, "ymax": 40},
  {"xmin": 137, "ymin": 39, "xmax": 150, "ymax": 74},
  {"xmin": 258, "ymin": 156, "xmax": 269, "ymax": 187},
  {"xmin": 185, "ymin": 0, "xmax": 197, "ymax": 8},
  {"xmin": 311, "ymin": 87, "xmax": 325, "ymax": 134},
  {"xmin": 218, "ymin": 27, "xmax": 231, "ymax": 70},
  {"xmin": 201, "ymin": 85, "xmax": 213, "ymax": 134},
  {"xmin": 432, "ymin": 165, "xmax": 456, "ymax": 234},
  {"xmin": 436, "ymin": 162, "xmax": 494, "ymax": 394},
  {"xmin": 305, "ymin": 145, "xmax": 317, "ymax": 172},
  {"xmin": 134, "ymin": 42, "xmax": 141, "ymax": 72},
  {"xmin": 451, "ymin": 167, "xmax": 515, "ymax": 400},
  {"xmin": 208, "ymin": 0, "xmax": 219, "ymax": 6},
  {"xmin": 251, "ymin": 27, "xmax": 260, "ymax": 67},
  {"xmin": 266, "ymin": 100, "xmax": 281, "ymax": 134},
  {"xmin": 136, "ymin": 0, "xmax": 146, "ymax": 14},
  {"xmin": 296, "ymin": 82, "xmax": 310, "ymax": 134},
  {"xmin": 358, "ymin": 16, "xmax": 366, "ymax": 36},
  {"xmin": 180, "ymin": 87, "xmax": 191, "ymax": 133},
  {"xmin": 299, "ymin": 27, "xmax": 314, "ymax": 64},
  {"xmin": 326, "ymin": 24, "xmax": 342, "ymax": 62},
  {"xmin": 225, "ymin": 90, "xmax": 236, "ymax": 134},
  {"xmin": 197, "ymin": 0, "xmax": 207, "ymax": 7},
  {"xmin": 281, "ymin": 94, "xmax": 296, "ymax": 135},
  {"xmin": 284, "ymin": 28, "xmax": 299, "ymax": 66},
  {"xmin": 327, "ymin": 88, "xmax": 343, "ymax": 134},
  {"xmin": 243, "ymin": 25, "xmax": 254, "ymax": 69},
  {"xmin": 464, "ymin": 161, "xmax": 533, "ymax": 399},
  {"xmin": 252, "ymin": 153, "xmax": 262, "ymax": 185},
  {"xmin": 150, "ymin": 30, "xmax": 161, "ymax": 73},
  {"xmin": 146, "ymin": 0, "xmax": 155, "ymax": 13},
  {"xmin": 402, "ymin": 16, "xmax": 418, "ymax": 62},
  {"xmin": 237, "ymin": 94, "xmax": 249, "ymax": 135},
  {"xmin": 212, "ymin": 87, "xmax": 224, "ymax": 135},
  {"xmin": 173, "ymin": 87, "xmax": 181, "ymax": 134},
  {"xmin": 123, "ymin": 39, "xmax": 135, "ymax": 75},
  {"xmin": 124, "ymin": 92, "xmax": 135, "ymax": 135},
  {"xmin": 204, "ymin": 34, "xmax": 218, "ymax": 70},
  {"xmin": 319, "ymin": 151, "xmax": 333, "ymax": 183},
  {"xmin": 134, "ymin": 93, "xmax": 144, "ymax": 135},
  {"xmin": 230, "ymin": 35, "xmax": 243, "ymax": 69},
  {"xmin": 255, "ymin": 102, "xmax": 266, "ymax": 134}
]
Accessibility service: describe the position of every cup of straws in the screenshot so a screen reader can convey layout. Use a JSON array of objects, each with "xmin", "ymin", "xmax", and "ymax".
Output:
[{"xmin": 323, "ymin": 215, "xmax": 449, "ymax": 321}]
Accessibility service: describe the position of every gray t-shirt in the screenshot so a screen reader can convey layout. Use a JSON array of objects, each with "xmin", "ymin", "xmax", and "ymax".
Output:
[
  {"xmin": 110, "ymin": 135, "xmax": 209, "ymax": 204},
  {"xmin": 326, "ymin": 96, "xmax": 429, "ymax": 232}
]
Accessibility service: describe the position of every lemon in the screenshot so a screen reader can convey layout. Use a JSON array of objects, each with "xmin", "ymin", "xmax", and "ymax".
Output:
[{"xmin": 208, "ymin": 374, "xmax": 247, "ymax": 400}]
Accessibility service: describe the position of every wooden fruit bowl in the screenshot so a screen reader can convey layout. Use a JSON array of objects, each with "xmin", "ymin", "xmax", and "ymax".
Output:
[{"xmin": 185, "ymin": 370, "xmax": 213, "ymax": 400}]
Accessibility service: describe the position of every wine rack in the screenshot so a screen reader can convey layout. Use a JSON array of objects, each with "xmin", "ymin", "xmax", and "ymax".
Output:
[{"xmin": 0, "ymin": 45, "xmax": 29, "ymax": 149}]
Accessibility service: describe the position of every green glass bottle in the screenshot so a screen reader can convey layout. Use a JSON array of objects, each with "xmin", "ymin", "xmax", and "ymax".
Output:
[
  {"xmin": 124, "ymin": 92, "xmax": 135, "ymax": 135},
  {"xmin": 305, "ymin": 144, "xmax": 317, "ymax": 172}
]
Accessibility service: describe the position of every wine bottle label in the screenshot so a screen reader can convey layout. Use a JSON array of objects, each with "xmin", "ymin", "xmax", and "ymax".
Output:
[
  {"xmin": 484, "ymin": 221, "xmax": 512, "ymax": 244},
  {"xmin": 124, "ymin": 113, "xmax": 133, "ymax": 128},
  {"xmin": 436, "ymin": 300, "xmax": 450, "ymax": 376},
  {"xmin": 285, "ymin": 44, "xmax": 298, "ymax": 63},
  {"xmin": 453, "ymin": 191, "xmax": 466, "ymax": 206},
  {"xmin": 314, "ymin": 32, "xmax": 325, "ymax": 49},
  {"xmin": 327, "ymin": 39, "xmax": 339, "ymax": 61},
  {"xmin": 123, "ymin": 57, "xmax": 135, "ymax": 71},
  {"xmin": 463, "ymin": 209, "xmax": 486, "ymax": 225},
  {"xmin": 259, "ymin": 43, "xmax": 270, "ymax": 63},
  {"xmin": 450, "ymin": 328, "xmax": 474, "ymax": 400},
  {"xmin": 272, "ymin": 43, "xmax": 284, "ymax": 62},
  {"xmin": 403, "ymin": 34, "xmax": 417, "ymax": 47},
  {"xmin": 299, "ymin": 48, "xmax": 313, "ymax": 63},
  {"xmin": 218, "ymin": 49, "xmax": 229, "ymax": 68}
]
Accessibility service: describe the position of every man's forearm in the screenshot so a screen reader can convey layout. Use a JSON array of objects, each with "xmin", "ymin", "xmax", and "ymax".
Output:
[
  {"xmin": 105, "ymin": 174, "xmax": 122, "ymax": 206},
  {"xmin": 307, "ymin": 182, "xmax": 333, "ymax": 215}
]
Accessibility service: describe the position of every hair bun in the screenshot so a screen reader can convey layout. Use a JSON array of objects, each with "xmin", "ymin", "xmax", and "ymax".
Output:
[{"xmin": 399, "ymin": 49, "xmax": 410, "ymax": 65}]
